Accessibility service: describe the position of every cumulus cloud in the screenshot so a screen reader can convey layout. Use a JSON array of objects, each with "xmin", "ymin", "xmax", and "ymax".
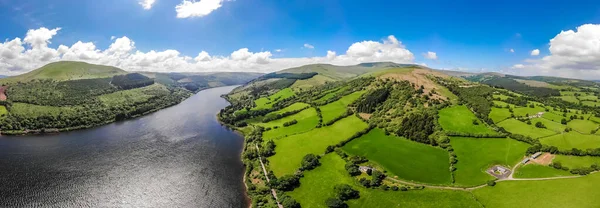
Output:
[
  {"xmin": 512, "ymin": 64, "xmax": 525, "ymax": 69},
  {"xmin": 423, "ymin": 51, "xmax": 437, "ymax": 60},
  {"xmin": 530, "ymin": 49, "xmax": 540, "ymax": 56},
  {"xmin": 0, "ymin": 27, "xmax": 416, "ymax": 75},
  {"xmin": 139, "ymin": 0, "xmax": 156, "ymax": 10},
  {"xmin": 509, "ymin": 48, "xmax": 515, "ymax": 53},
  {"xmin": 303, "ymin": 43, "xmax": 314, "ymax": 49},
  {"xmin": 175, "ymin": 0, "xmax": 224, "ymax": 18},
  {"xmin": 508, "ymin": 24, "xmax": 600, "ymax": 79}
]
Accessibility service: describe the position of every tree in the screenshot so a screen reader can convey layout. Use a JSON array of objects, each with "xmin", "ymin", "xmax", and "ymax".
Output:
[
  {"xmin": 535, "ymin": 121, "xmax": 546, "ymax": 128},
  {"xmin": 345, "ymin": 162, "xmax": 361, "ymax": 176},
  {"xmin": 300, "ymin": 154, "xmax": 320, "ymax": 170},
  {"xmin": 280, "ymin": 195, "xmax": 301, "ymax": 208},
  {"xmin": 334, "ymin": 184, "xmax": 360, "ymax": 201},
  {"xmin": 561, "ymin": 118, "xmax": 568, "ymax": 125},
  {"xmin": 487, "ymin": 180, "xmax": 496, "ymax": 186},
  {"xmin": 325, "ymin": 198, "xmax": 347, "ymax": 208}
]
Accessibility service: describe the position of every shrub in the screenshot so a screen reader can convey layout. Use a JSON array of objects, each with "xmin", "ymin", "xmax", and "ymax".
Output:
[
  {"xmin": 325, "ymin": 198, "xmax": 347, "ymax": 208},
  {"xmin": 487, "ymin": 180, "xmax": 496, "ymax": 186},
  {"xmin": 334, "ymin": 184, "xmax": 360, "ymax": 200},
  {"xmin": 300, "ymin": 154, "xmax": 320, "ymax": 171}
]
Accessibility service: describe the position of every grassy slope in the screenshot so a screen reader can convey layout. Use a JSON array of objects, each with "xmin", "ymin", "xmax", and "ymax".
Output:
[
  {"xmin": 289, "ymin": 154, "xmax": 480, "ymax": 208},
  {"xmin": 98, "ymin": 84, "xmax": 169, "ymax": 106},
  {"xmin": 265, "ymin": 102, "xmax": 310, "ymax": 117},
  {"xmin": 0, "ymin": 106, "xmax": 7, "ymax": 117},
  {"xmin": 253, "ymin": 88, "xmax": 295, "ymax": 110},
  {"xmin": 450, "ymin": 137, "xmax": 529, "ymax": 186},
  {"xmin": 497, "ymin": 119, "xmax": 557, "ymax": 138},
  {"xmin": 290, "ymin": 75, "xmax": 334, "ymax": 89},
  {"xmin": 513, "ymin": 164, "xmax": 572, "ymax": 178},
  {"xmin": 342, "ymin": 128, "xmax": 452, "ymax": 184},
  {"xmin": 567, "ymin": 119, "xmax": 598, "ymax": 134},
  {"xmin": 261, "ymin": 108, "xmax": 319, "ymax": 140},
  {"xmin": 489, "ymin": 107, "xmax": 511, "ymax": 123},
  {"xmin": 530, "ymin": 118, "xmax": 565, "ymax": 133},
  {"xmin": 540, "ymin": 131, "xmax": 600, "ymax": 150},
  {"xmin": 320, "ymin": 91, "xmax": 365, "ymax": 123},
  {"xmin": 438, "ymin": 105, "xmax": 496, "ymax": 134},
  {"xmin": 553, "ymin": 155, "xmax": 600, "ymax": 168},
  {"xmin": 474, "ymin": 173, "xmax": 600, "ymax": 208},
  {"xmin": 2, "ymin": 61, "xmax": 126, "ymax": 82},
  {"xmin": 268, "ymin": 116, "xmax": 368, "ymax": 176},
  {"xmin": 10, "ymin": 103, "xmax": 76, "ymax": 117}
]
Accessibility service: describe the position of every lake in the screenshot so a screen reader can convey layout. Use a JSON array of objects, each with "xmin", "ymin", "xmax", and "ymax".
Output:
[{"xmin": 0, "ymin": 86, "xmax": 247, "ymax": 208}]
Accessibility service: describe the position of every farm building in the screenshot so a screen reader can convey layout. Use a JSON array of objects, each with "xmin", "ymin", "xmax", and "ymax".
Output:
[
  {"xmin": 528, "ymin": 112, "xmax": 545, "ymax": 119},
  {"xmin": 531, "ymin": 152, "xmax": 542, "ymax": 159},
  {"xmin": 359, "ymin": 166, "xmax": 373, "ymax": 173},
  {"xmin": 521, "ymin": 158, "xmax": 530, "ymax": 164},
  {"xmin": 491, "ymin": 166, "xmax": 509, "ymax": 175}
]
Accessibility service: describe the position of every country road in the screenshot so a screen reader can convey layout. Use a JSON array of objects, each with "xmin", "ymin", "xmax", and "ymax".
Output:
[{"xmin": 255, "ymin": 144, "xmax": 283, "ymax": 208}]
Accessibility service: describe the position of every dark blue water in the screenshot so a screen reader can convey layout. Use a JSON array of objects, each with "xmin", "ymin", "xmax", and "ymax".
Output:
[{"xmin": 0, "ymin": 86, "xmax": 247, "ymax": 208}]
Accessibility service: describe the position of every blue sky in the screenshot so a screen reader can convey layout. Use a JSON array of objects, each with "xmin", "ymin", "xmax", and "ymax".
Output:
[{"xmin": 1, "ymin": 0, "xmax": 600, "ymax": 78}]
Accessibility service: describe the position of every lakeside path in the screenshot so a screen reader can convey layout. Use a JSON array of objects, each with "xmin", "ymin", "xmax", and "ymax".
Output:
[{"xmin": 255, "ymin": 144, "xmax": 284, "ymax": 208}]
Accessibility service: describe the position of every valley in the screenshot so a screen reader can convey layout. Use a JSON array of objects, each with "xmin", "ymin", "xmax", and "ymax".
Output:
[{"xmin": 218, "ymin": 62, "xmax": 600, "ymax": 208}]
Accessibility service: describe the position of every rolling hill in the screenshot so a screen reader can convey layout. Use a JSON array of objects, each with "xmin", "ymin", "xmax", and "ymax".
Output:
[
  {"xmin": 219, "ymin": 62, "xmax": 600, "ymax": 208},
  {"xmin": 0, "ymin": 61, "xmax": 262, "ymax": 135}
]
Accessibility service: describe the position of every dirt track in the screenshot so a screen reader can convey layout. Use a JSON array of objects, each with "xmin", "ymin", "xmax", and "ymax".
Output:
[{"xmin": 0, "ymin": 85, "xmax": 7, "ymax": 101}]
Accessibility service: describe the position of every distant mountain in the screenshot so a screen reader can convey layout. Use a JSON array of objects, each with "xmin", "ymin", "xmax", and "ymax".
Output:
[{"xmin": 2, "ymin": 61, "xmax": 127, "ymax": 82}]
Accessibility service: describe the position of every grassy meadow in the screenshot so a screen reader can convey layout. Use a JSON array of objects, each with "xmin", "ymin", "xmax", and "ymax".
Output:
[
  {"xmin": 497, "ymin": 119, "xmax": 558, "ymax": 138},
  {"xmin": 253, "ymin": 88, "xmax": 295, "ymax": 110},
  {"xmin": 540, "ymin": 131, "xmax": 600, "ymax": 150},
  {"xmin": 320, "ymin": 91, "xmax": 365, "ymax": 123},
  {"xmin": 260, "ymin": 108, "xmax": 319, "ymax": 140},
  {"xmin": 513, "ymin": 164, "xmax": 572, "ymax": 178},
  {"xmin": 567, "ymin": 119, "xmax": 598, "ymax": 134},
  {"xmin": 342, "ymin": 129, "xmax": 452, "ymax": 184},
  {"xmin": 268, "ymin": 116, "xmax": 368, "ymax": 176},
  {"xmin": 450, "ymin": 137, "xmax": 529, "ymax": 186},
  {"xmin": 553, "ymin": 155, "xmax": 600, "ymax": 169},
  {"xmin": 438, "ymin": 105, "xmax": 496, "ymax": 134}
]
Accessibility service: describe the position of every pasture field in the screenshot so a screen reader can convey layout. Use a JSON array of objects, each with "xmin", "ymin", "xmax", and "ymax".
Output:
[
  {"xmin": 560, "ymin": 91, "xmax": 576, "ymax": 96},
  {"xmin": 542, "ymin": 112, "xmax": 567, "ymax": 122},
  {"xmin": 540, "ymin": 131, "xmax": 600, "ymax": 150},
  {"xmin": 438, "ymin": 105, "xmax": 496, "ymax": 134},
  {"xmin": 489, "ymin": 107, "xmax": 511, "ymax": 123},
  {"xmin": 513, "ymin": 164, "xmax": 572, "ymax": 178},
  {"xmin": 320, "ymin": 91, "xmax": 365, "ymax": 123},
  {"xmin": 290, "ymin": 75, "xmax": 334, "ymax": 89},
  {"xmin": 268, "ymin": 116, "xmax": 368, "ymax": 176},
  {"xmin": 450, "ymin": 137, "xmax": 529, "ymax": 186},
  {"xmin": 473, "ymin": 173, "xmax": 600, "ymax": 208},
  {"xmin": 289, "ymin": 154, "xmax": 480, "ymax": 208},
  {"xmin": 553, "ymin": 155, "xmax": 600, "ymax": 169},
  {"xmin": 492, "ymin": 100, "xmax": 514, "ymax": 108},
  {"xmin": 252, "ymin": 88, "xmax": 295, "ymax": 110},
  {"xmin": 590, "ymin": 116, "xmax": 600, "ymax": 124},
  {"xmin": 342, "ymin": 128, "xmax": 452, "ymax": 184},
  {"xmin": 264, "ymin": 102, "xmax": 310, "ymax": 117},
  {"xmin": 582, "ymin": 100, "xmax": 600, "ymax": 107},
  {"xmin": 529, "ymin": 118, "xmax": 565, "ymax": 133},
  {"xmin": 98, "ymin": 84, "xmax": 168, "ymax": 106},
  {"xmin": 497, "ymin": 119, "xmax": 558, "ymax": 138},
  {"xmin": 579, "ymin": 94, "xmax": 598, "ymax": 101},
  {"xmin": 315, "ymin": 86, "xmax": 348, "ymax": 102},
  {"xmin": 512, "ymin": 106, "xmax": 546, "ymax": 117},
  {"xmin": 567, "ymin": 119, "xmax": 598, "ymax": 134},
  {"xmin": 559, "ymin": 95, "xmax": 579, "ymax": 103},
  {"xmin": 260, "ymin": 108, "xmax": 319, "ymax": 140}
]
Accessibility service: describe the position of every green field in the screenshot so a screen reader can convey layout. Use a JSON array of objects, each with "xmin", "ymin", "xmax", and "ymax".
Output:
[
  {"xmin": 342, "ymin": 129, "xmax": 452, "ymax": 184},
  {"xmin": 542, "ymin": 112, "xmax": 568, "ymax": 122},
  {"xmin": 529, "ymin": 118, "xmax": 565, "ymax": 133},
  {"xmin": 512, "ymin": 106, "xmax": 546, "ymax": 117},
  {"xmin": 493, "ymin": 94, "xmax": 511, "ymax": 100},
  {"xmin": 559, "ymin": 95, "xmax": 579, "ymax": 103},
  {"xmin": 265, "ymin": 102, "xmax": 310, "ymax": 117},
  {"xmin": 497, "ymin": 119, "xmax": 558, "ymax": 138},
  {"xmin": 567, "ymin": 119, "xmax": 598, "ymax": 134},
  {"xmin": 268, "ymin": 116, "xmax": 368, "ymax": 176},
  {"xmin": 513, "ymin": 164, "xmax": 572, "ymax": 178},
  {"xmin": 260, "ymin": 108, "xmax": 319, "ymax": 140},
  {"xmin": 10, "ymin": 102, "xmax": 77, "ymax": 117},
  {"xmin": 553, "ymin": 155, "xmax": 600, "ymax": 169},
  {"xmin": 320, "ymin": 91, "xmax": 365, "ymax": 123},
  {"xmin": 291, "ymin": 75, "xmax": 334, "ymax": 89},
  {"xmin": 438, "ymin": 105, "xmax": 496, "ymax": 134},
  {"xmin": 489, "ymin": 107, "xmax": 511, "ymax": 123},
  {"xmin": 540, "ymin": 131, "xmax": 600, "ymax": 150},
  {"xmin": 582, "ymin": 100, "xmax": 600, "ymax": 107},
  {"xmin": 473, "ymin": 173, "xmax": 600, "ymax": 208},
  {"xmin": 450, "ymin": 137, "xmax": 529, "ymax": 186},
  {"xmin": 0, "ymin": 106, "xmax": 7, "ymax": 117},
  {"xmin": 289, "ymin": 154, "xmax": 480, "ymax": 208},
  {"xmin": 98, "ymin": 84, "xmax": 169, "ymax": 106},
  {"xmin": 253, "ymin": 88, "xmax": 295, "ymax": 110}
]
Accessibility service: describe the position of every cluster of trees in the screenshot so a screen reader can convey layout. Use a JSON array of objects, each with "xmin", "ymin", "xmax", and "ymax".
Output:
[
  {"xmin": 325, "ymin": 184, "xmax": 360, "ymax": 208},
  {"xmin": 550, "ymin": 162, "xmax": 599, "ymax": 175},
  {"xmin": 283, "ymin": 119, "xmax": 298, "ymax": 127},
  {"xmin": 111, "ymin": 73, "xmax": 155, "ymax": 90},
  {"xmin": 269, "ymin": 174, "xmax": 300, "ymax": 191},
  {"xmin": 258, "ymin": 72, "xmax": 318, "ymax": 81},
  {"xmin": 479, "ymin": 77, "xmax": 560, "ymax": 97},
  {"xmin": 443, "ymin": 82, "xmax": 494, "ymax": 124},
  {"xmin": 300, "ymin": 154, "xmax": 321, "ymax": 171},
  {"xmin": 445, "ymin": 131, "xmax": 506, "ymax": 138},
  {"xmin": 355, "ymin": 88, "xmax": 390, "ymax": 113},
  {"xmin": 396, "ymin": 111, "xmax": 437, "ymax": 145},
  {"xmin": 358, "ymin": 169, "xmax": 386, "ymax": 188}
]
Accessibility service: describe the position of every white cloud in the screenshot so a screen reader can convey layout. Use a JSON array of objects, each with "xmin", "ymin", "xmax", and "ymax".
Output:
[
  {"xmin": 508, "ymin": 24, "xmax": 600, "ymax": 79},
  {"xmin": 175, "ymin": 0, "xmax": 224, "ymax": 18},
  {"xmin": 423, "ymin": 51, "xmax": 437, "ymax": 60},
  {"xmin": 139, "ymin": 0, "xmax": 156, "ymax": 10},
  {"xmin": 530, "ymin": 49, "xmax": 540, "ymax": 56},
  {"xmin": 0, "ymin": 27, "xmax": 416, "ymax": 75},
  {"xmin": 512, "ymin": 64, "xmax": 525, "ymax": 69},
  {"xmin": 509, "ymin": 48, "xmax": 515, "ymax": 53},
  {"xmin": 110, "ymin": 36, "xmax": 116, "ymax": 40},
  {"xmin": 274, "ymin": 49, "xmax": 282, "ymax": 52},
  {"xmin": 303, "ymin": 43, "xmax": 314, "ymax": 49}
]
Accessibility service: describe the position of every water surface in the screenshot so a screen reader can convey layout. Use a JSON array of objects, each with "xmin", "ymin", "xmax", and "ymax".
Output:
[{"xmin": 0, "ymin": 86, "xmax": 247, "ymax": 208}]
